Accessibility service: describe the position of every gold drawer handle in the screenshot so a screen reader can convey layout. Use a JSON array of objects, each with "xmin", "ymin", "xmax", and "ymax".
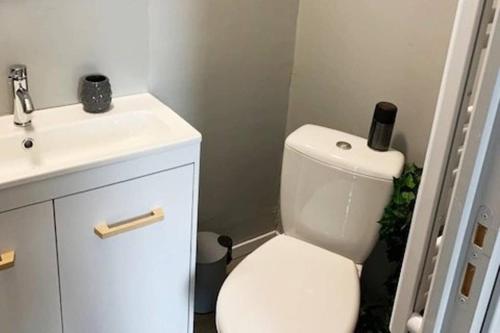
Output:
[
  {"xmin": 0, "ymin": 250, "xmax": 15, "ymax": 271},
  {"xmin": 94, "ymin": 208, "xmax": 165, "ymax": 239}
]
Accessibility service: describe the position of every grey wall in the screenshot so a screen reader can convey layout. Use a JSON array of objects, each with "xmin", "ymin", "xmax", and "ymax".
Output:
[
  {"xmin": 149, "ymin": 0, "xmax": 299, "ymax": 242},
  {"xmin": 0, "ymin": 0, "xmax": 298, "ymax": 243},
  {"xmin": 287, "ymin": 0, "xmax": 458, "ymax": 165},
  {"xmin": 0, "ymin": 0, "xmax": 457, "ymax": 247},
  {"xmin": 0, "ymin": 0, "xmax": 148, "ymax": 114},
  {"xmin": 284, "ymin": 0, "xmax": 458, "ymax": 303}
]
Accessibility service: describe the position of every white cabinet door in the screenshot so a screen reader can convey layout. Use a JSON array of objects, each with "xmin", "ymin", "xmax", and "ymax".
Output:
[
  {"xmin": 55, "ymin": 165, "xmax": 194, "ymax": 333},
  {"xmin": 0, "ymin": 202, "xmax": 62, "ymax": 333}
]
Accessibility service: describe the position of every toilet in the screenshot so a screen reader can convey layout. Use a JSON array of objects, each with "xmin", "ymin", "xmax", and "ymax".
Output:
[{"xmin": 216, "ymin": 124, "xmax": 404, "ymax": 333}]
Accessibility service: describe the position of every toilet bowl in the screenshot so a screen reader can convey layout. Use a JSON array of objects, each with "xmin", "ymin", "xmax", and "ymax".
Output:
[{"xmin": 216, "ymin": 125, "xmax": 404, "ymax": 333}]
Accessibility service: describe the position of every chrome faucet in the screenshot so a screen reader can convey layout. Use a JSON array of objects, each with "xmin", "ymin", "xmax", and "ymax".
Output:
[{"xmin": 9, "ymin": 65, "xmax": 35, "ymax": 127}]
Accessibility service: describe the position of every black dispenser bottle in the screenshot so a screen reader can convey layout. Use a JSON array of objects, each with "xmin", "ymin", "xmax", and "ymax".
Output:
[{"xmin": 367, "ymin": 102, "xmax": 398, "ymax": 151}]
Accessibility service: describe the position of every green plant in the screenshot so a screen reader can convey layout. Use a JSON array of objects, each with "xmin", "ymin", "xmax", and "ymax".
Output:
[
  {"xmin": 358, "ymin": 163, "xmax": 423, "ymax": 332},
  {"xmin": 379, "ymin": 163, "xmax": 423, "ymax": 295}
]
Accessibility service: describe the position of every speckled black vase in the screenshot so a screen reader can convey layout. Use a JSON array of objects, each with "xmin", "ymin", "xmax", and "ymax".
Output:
[{"xmin": 79, "ymin": 74, "xmax": 112, "ymax": 113}]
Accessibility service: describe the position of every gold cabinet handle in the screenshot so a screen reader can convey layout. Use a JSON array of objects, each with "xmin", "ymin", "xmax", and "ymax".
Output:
[
  {"xmin": 94, "ymin": 208, "xmax": 165, "ymax": 239},
  {"xmin": 0, "ymin": 250, "xmax": 15, "ymax": 271}
]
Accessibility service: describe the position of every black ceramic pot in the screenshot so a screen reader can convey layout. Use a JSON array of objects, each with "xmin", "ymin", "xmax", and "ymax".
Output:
[{"xmin": 79, "ymin": 74, "xmax": 112, "ymax": 113}]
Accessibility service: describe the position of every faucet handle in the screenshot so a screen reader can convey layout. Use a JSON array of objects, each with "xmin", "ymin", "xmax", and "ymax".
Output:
[{"xmin": 9, "ymin": 64, "xmax": 28, "ymax": 81}]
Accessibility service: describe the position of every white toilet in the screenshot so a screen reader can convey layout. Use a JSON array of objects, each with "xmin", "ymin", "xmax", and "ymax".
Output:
[{"xmin": 215, "ymin": 124, "xmax": 404, "ymax": 333}]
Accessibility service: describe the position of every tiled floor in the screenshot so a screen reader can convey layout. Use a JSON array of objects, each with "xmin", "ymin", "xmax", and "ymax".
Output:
[
  {"xmin": 194, "ymin": 313, "xmax": 217, "ymax": 333},
  {"xmin": 195, "ymin": 312, "xmax": 366, "ymax": 333}
]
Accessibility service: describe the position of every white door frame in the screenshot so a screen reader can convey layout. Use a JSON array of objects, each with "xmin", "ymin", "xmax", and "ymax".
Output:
[
  {"xmin": 429, "ymin": 64, "xmax": 500, "ymax": 332},
  {"xmin": 390, "ymin": 0, "xmax": 499, "ymax": 331}
]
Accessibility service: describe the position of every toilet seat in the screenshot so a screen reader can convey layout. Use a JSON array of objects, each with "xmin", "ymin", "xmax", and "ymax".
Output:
[{"xmin": 216, "ymin": 235, "xmax": 360, "ymax": 333}]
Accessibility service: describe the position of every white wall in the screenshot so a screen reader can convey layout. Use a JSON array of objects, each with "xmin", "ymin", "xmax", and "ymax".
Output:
[
  {"xmin": 287, "ymin": 0, "xmax": 458, "ymax": 165},
  {"xmin": 0, "ymin": 0, "xmax": 148, "ymax": 114},
  {"xmin": 149, "ymin": 0, "xmax": 300, "ymax": 242}
]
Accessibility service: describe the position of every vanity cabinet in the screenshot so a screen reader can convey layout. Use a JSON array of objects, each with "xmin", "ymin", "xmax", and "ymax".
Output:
[
  {"xmin": 0, "ymin": 93, "xmax": 200, "ymax": 333},
  {"xmin": 0, "ymin": 149, "xmax": 200, "ymax": 333},
  {"xmin": 55, "ymin": 166, "xmax": 194, "ymax": 333},
  {"xmin": 0, "ymin": 202, "xmax": 62, "ymax": 333}
]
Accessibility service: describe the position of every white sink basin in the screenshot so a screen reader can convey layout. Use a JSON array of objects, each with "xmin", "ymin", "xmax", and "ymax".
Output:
[{"xmin": 0, "ymin": 94, "xmax": 201, "ymax": 189}]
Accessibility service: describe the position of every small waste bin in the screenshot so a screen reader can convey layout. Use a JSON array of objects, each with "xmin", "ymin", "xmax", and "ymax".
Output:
[{"xmin": 195, "ymin": 232, "xmax": 233, "ymax": 314}]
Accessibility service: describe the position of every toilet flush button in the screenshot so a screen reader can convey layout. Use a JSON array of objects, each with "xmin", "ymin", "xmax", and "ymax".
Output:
[{"xmin": 336, "ymin": 141, "xmax": 352, "ymax": 150}]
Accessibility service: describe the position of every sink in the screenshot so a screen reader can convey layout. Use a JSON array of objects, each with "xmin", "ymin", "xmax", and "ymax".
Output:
[{"xmin": 0, "ymin": 94, "xmax": 201, "ymax": 189}]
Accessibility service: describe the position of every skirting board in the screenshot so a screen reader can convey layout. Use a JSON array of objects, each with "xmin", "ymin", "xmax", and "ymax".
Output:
[{"xmin": 232, "ymin": 230, "xmax": 280, "ymax": 259}]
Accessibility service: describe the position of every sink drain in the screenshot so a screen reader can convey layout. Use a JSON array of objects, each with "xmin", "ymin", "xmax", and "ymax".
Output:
[{"xmin": 22, "ymin": 138, "xmax": 34, "ymax": 149}]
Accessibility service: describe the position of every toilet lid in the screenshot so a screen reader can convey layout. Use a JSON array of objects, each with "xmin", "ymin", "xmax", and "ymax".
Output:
[{"xmin": 216, "ymin": 235, "xmax": 360, "ymax": 333}]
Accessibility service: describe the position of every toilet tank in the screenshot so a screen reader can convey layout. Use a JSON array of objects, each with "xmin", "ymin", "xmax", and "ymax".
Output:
[{"xmin": 281, "ymin": 125, "xmax": 404, "ymax": 264}]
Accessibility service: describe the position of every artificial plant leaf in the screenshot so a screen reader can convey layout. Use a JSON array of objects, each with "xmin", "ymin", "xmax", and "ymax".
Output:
[
  {"xmin": 404, "ymin": 174, "xmax": 416, "ymax": 189},
  {"xmin": 401, "ymin": 191, "xmax": 416, "ymax": 203}
]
